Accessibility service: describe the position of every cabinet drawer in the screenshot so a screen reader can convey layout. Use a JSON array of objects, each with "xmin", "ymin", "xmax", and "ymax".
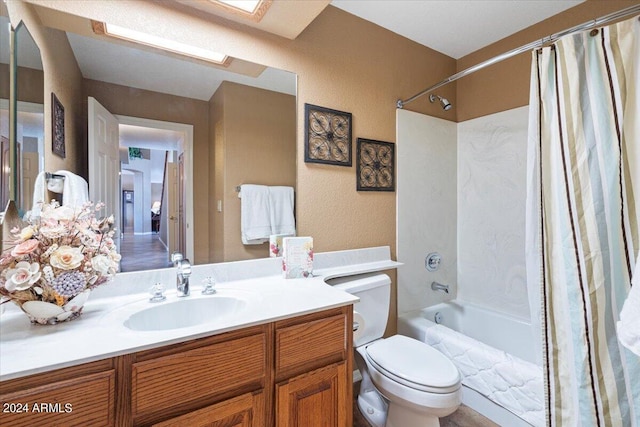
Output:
[
  {"xmin": 275, "ymin": 309, "xmax": 348, "ymax": 380},
  {"xmin": 152, "ymin": 390, "xmax": 265, "ymax": 427},
  {"xmin": 0, "ymin": 370, "xmax": 115, "ymax": 427},
  {"xmin": 132, "ymin": 331, "xmax": 267, "ymax": 420}
]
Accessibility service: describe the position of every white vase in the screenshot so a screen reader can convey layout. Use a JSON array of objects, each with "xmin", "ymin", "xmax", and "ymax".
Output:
[{"xmin": 19, "ymin": 290, "xmax": 91, "ymax": 325}]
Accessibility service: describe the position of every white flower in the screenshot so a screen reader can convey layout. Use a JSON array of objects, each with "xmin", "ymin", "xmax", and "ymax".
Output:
[
  {"xmin": 41, "ymin": 205, "xmax": 76, "ymax": 222},
  {"xmin": 3, "ymin": 262, "xmax": 41, "ymax": 292},
  {"xmin": 49, "ymin": 246, "xmax": 84, "ymax": 270},
  {"xmin": 91, "ymin": 255, "xmax": 113, "ymax": 275},
  {"xmin": 39, "ymin": 223, "xmax": 67, "ymax": 239},
  {"xmin": 110, "ymin": 252, "xmax": 122, "ymax": 263}
]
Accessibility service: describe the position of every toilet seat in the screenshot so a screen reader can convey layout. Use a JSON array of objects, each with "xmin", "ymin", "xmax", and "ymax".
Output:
[{"xmin": 365, "ymin": 335, "xmax": 461, "ymax": 394}]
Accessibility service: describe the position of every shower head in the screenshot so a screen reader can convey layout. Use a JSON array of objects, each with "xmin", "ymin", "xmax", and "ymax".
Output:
[{"xmin": 429, "ymin": 94, "xmax": 452, "ymax": 111}]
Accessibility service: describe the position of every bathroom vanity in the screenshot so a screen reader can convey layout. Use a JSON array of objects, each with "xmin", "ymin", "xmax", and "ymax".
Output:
[
  {"xmin": 0, "ymin": 247, "xmax": 400, "ymax": 427},
  {"xmin": 1, "ymin": 307, "xmax": 350, "ymax": 426}
]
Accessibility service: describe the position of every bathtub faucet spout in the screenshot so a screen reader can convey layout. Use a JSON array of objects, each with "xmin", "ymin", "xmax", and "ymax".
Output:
[{"xmin": 431, "ymin": 281, "xmax": 449, "ymax": 294}]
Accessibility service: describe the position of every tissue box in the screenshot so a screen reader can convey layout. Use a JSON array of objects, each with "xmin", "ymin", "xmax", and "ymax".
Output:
[
  {"xmin": 282, "ymin": 237, "xmax": 313, "ymax": 278},
  {"xmin": 269, "ymin": 233, "xmax": 294, "ymax": 258}
]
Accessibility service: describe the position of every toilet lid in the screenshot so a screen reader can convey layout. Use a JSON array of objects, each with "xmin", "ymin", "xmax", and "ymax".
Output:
[{"xmin": 365, "ymin": 335, "xmax": 461, "ymax": 394}]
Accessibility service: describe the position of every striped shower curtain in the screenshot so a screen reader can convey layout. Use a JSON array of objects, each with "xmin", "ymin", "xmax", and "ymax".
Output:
[{"xmin": 525, "ymin": 15, "xmax": 640, "ymax": 426}]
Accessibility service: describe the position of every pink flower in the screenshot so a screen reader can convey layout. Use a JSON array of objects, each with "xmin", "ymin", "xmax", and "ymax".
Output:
[{"xmin": 11, "ymin": 239, "xmax": 40, "ymax": 257}]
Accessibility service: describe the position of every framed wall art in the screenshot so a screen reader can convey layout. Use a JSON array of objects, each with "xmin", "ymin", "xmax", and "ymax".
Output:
[
  {"xmin": 356, "ymin": 138, "xmax": 395, "ymax": 192},
  {"xmin": 304, "ymin": 103, "xmax": 352, "ymax": 166},
  {"xmin": 51, "ymin": 93, "xmax": 65, "ymax": 158}
]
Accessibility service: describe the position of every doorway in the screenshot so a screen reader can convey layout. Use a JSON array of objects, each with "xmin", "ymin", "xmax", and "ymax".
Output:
[
  {"xmin": 88, "ymin": 99, "xmax": 194, "ymax": 272},
  {"xmin": 117, "ymin": 123, "xmax": 192, "ymax": 272}
]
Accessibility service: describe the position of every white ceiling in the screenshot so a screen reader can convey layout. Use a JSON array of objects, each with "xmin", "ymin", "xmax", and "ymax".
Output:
[
  {"xmin": 331, "ymin": 0, "xmax": 585, "ymax": 59},
  {"xmin": 67, "ymin": 32, "xmax": 296, "ymax": 102}
]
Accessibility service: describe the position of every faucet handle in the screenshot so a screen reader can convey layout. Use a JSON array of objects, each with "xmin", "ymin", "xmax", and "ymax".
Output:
[
  {"xmin": 202, "ymin": 276, "xmax": 217, "ymax": 295},
  {"xmin": 149, "ymin": 282, "xmax": 166, "ymax": 302},
  {"xmin": 171, "ymin": 252, "xmax": 183, "ymax": 265}
]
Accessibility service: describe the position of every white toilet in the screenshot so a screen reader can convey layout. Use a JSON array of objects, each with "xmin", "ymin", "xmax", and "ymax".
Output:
[{"xmin": 331, "ymin": 273, "xmax": 461, "ymax": 427}]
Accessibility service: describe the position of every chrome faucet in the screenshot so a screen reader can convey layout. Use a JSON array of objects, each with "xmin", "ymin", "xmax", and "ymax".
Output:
[
  {"xmin": 431, "ymin": 281, "xmax": 449, "ymax": 294},
  {"xmin": 171, "ymin": 252, "xmax": 191, "ymax": 297}
]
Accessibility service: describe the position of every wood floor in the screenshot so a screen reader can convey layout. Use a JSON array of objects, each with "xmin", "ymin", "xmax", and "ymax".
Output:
[
  {"xmin": 119, "ymin": 233, "xmax": 171, "ymax": 272},
  {"xmin": 353, "ymin": 381, "xmax": 499, "ymax": 427}
]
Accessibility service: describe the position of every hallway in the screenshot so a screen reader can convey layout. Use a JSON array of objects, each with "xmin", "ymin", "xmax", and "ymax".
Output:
[{"xmin": 119, "ymin": 233, "xmax": 171, "ymax": 272}]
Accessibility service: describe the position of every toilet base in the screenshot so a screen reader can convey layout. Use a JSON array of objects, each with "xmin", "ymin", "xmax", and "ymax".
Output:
[
  {"xmin": 386, "ymin": 402, "xmax": 440, "ymax": 427},
  {"xmin": 357, "ymin": 390, "xmax": 388, "ymax": 427}
]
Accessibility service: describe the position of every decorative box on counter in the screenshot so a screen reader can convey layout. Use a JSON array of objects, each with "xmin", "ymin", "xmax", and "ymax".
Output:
[
  {"xmin": 282, "ymin": 237, "xmax": 314, "ymax": 278},
  {"xmin": 269, "ymin": 233, "xmax": 295, "ymax": 258}
]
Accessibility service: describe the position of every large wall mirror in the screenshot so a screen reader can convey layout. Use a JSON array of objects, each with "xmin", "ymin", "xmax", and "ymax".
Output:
[
  {"xmin": 0, "ymin": 13, "xmax": 44, "ymax": 216},
  {"xmin": 5, "ymin": 2, "xmax": 297, "ymax": 272}
]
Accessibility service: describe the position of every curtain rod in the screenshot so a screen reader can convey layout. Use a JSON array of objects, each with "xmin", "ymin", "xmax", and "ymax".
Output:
[{"xmin": 396, "ymin": 4, "xmax": 640, "ymax": 109}]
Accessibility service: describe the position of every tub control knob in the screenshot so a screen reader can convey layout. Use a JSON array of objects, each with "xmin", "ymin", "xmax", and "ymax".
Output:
[{"xmin": 425, "ymin": 252, "xmax": 441, "ymax": 272}]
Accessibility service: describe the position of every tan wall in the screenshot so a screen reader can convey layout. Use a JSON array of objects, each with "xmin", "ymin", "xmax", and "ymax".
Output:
[
  {"xmin": 211, "ymin": 81, "xmax": 296, "ymax": 262},
  {"xmin": 17, "ymin": 0, "xmax": 459, "ymax": 335},
  {"xmin": 83, "ymin": 79, "xmax": 211, "ymax": 264},
  {"xmin": 456, "ymin": 1, "xmax": 639, "ymax": 122},
  {"xmin": 0, "ymin": 64, "xmax": 8, "ymax": 101},
  {"xmin": 210, "ymin": 86, "xmax": 224, "ymax": 263},
  {"xmin": 15, "ymin": 67, "xmax": 44, "ymax": 104},
  {"xmin": 7, "ymin": 1, "xmax": 83, "ymax": 176},
  {"xmin": 26, "ymin": 0, "xmax": 455, "ymax": 258}
]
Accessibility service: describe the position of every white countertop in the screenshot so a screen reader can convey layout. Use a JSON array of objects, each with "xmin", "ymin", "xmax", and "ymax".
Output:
[{"xmin": 0, "ymin": 247, "xmax": 401, "ymax": 381}]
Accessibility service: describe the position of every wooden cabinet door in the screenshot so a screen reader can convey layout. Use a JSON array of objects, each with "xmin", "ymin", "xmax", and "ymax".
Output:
[
  {"xmin": 0, "ymin": 370, "xmax": 115, "ymax": 427},
  {"xmin": 152, "ymin": 390, "xmax": 265, "ymax": 427},
  {"xmin": 276, "ymin": 362, "xmax": 349, "ymax": 427}
]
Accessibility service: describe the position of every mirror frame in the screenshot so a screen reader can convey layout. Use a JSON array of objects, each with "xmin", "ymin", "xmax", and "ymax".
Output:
[
  {"xmin": 8, "ymin": 23, "xmax": 17, "ymax": 203},
  {"xmin": 7, "ymin": 19, "xmax": 44, "ymax": 215}
]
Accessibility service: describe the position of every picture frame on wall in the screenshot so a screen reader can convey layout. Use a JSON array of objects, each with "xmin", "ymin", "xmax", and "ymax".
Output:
[
  {"xmin": 356, "ymin": 138, "xmax": 395, "ymax": 192},
  {"xmin": 51, "ymin": 93, "xmax": 65, "ymax": 158},
  {"xmin": 304, "ymin": 103, "xmax": 352, "ymax": 166}
]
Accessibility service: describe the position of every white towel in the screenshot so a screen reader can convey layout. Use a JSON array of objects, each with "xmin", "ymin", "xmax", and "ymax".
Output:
[
  {"xmin": 54, "ymin": 170, "xmax": 89, "ymax": 208},
  {"xmin": 240, "ymin": 184, "xmax": 271, "ymax": 245},
  {"xmin": 268, "ymin": 186, "xmax": 295, "ymax": 236},
  {"xmin": 618, "ymin": 253, "xmax": 640, "ymax": 356},
  {"xmin": 31, "ymin": 171, "xmax": 48, "ymax": 216}
]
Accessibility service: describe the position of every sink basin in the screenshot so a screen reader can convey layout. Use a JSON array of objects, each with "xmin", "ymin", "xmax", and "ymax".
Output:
[{"xmin": 124, "ymin": 296, "xmax": 247, "ymax": 332}]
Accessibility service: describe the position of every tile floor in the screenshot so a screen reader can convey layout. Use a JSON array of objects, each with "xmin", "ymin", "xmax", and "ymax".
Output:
[{"xmin": 353, "ymin": 382, "xmax": 499, "ymax": 427}]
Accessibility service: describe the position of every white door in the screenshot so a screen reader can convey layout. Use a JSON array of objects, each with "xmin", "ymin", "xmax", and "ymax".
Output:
[
  {"xmin": 21, "ymin": 151, "xmax": 38, "ymax": 212},
  {"xmin": 178, "ymin": 152, "xmax": 186, "ymax": 256},
  {"xmin": 88, "ymin": 97, "xmax": 121, "ymax": 252},
  {"xmin": 166, "ymin": 162, "xmax": 179, "ymax": 258}
]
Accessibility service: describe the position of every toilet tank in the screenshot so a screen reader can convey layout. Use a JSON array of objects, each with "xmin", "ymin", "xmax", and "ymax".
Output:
[{"xmin": 328, "ymin": 273, "xmax": 391, "ymax": 347}]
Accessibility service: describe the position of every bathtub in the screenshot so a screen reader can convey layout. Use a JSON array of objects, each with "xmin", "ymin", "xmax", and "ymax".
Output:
[{"xmin": 398, "ymin": 301, "xmax": 544, "ymax": 427}]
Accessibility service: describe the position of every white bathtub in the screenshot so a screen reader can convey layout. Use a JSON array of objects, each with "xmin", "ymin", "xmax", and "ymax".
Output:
[{"xmin": 398, "ymin": 300, "xmax": 544, "ymax": 427}]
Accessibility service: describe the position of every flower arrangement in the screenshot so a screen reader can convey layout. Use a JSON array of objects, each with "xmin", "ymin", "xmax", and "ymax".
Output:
[{"xmin": 0, "ymin": 201, "xmax": 120, "ymax": 324}]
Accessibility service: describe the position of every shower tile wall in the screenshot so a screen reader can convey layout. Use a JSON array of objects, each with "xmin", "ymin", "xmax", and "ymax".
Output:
[
  {"xmin": 457, "ymin": 106, "xmax": 529, "ymax": 320},
  {"xmin": 397, "ymin": 109, "xmax": 457, "ymax": 315}
]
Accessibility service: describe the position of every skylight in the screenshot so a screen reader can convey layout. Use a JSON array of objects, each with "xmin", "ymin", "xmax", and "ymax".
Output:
[
  {"xmin": 215, "ymin": 0, "xmax": 261, "ymax": 14},
  {"xmin": 208, "ymin": 0, "xmax": 272, "ymax": 21},
  {"xmin": 94, "ymin": 22, "xmax": 228, "ymax": 65}
]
